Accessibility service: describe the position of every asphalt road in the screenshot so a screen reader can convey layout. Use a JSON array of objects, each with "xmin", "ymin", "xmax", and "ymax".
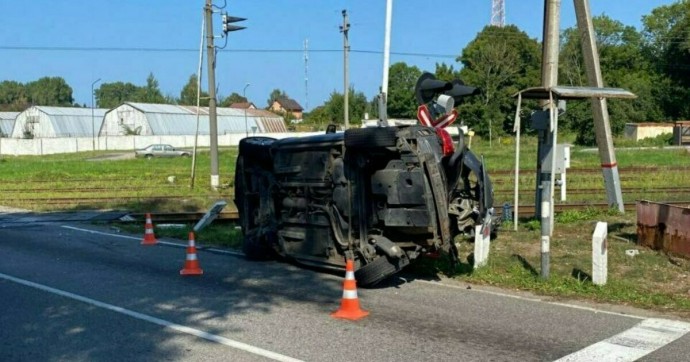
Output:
[{"xmin": 1, "ymin": 213, "xmax": 689, "ymax": 362}]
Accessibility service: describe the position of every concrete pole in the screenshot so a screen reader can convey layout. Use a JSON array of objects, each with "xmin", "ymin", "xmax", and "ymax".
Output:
[
  {"xmin": 243, "ymin": 83, "xmax": 250, "ymax": 137},
  {"xmin": 539, "ymin": 0, "xmax": 561, "ymax": 279},
  {"xmin": 190, "ymin": 10, "xmax": 205, "ymax": 189},
  {"xmin": 380, "ymin": 0, "xmax": 393, "ymax": 126},
  {"xmin": 91, "ymin": 78, "xmax": 101, "ymax": 151},
  {"xmin": 205, "ymin": 0, "xmax": 220, "ymax": 190},
  {"xmin": 341, "ymin": 10, "xmax": 350, "ymax": 130},
  {"xmin": 574, "ymin": 0, "xmax": 625, "ymax": 212}
]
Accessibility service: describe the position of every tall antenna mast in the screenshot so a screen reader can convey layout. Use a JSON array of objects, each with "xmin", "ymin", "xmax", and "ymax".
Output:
[
  {"xmin": 491, "ymin": 0, "xmax": 506, "ymax": 27},
  {"xmin": 304, "ymin": 38, "xmax": 309, "ymax": 111}
]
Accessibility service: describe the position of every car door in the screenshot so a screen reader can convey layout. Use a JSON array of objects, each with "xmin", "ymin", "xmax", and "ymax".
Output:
[
  {"xmin": 162, "ymin": 145, "xmax": 175, "ymax": 158},
  {"xmin": 151, "ymin": 144, "xmax": 164, "ymax": 157}
]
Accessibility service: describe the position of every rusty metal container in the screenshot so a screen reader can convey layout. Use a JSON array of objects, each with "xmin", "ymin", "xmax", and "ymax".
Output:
[{"xmin": 636, "ymin": 200, "xmax": 690, "ymax": 258}]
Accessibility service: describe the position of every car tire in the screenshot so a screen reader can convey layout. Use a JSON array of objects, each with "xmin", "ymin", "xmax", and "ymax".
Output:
[
  {"xmin": 145, "ymin": 154, "xmax": 153, "ymax": 160},
  {"xmin": 355, "ymin": 255, "xmax": 398, "ymax": 287},
  {"xmin": 344, "ymin": 127, "xmax": 398, "ymax": 148},
  {"xmin": 239, "ymin": 137, "xmax": 276, "ymax": 168}
]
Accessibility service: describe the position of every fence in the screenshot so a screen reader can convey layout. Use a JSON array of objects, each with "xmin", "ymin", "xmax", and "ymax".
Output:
[{"xmin": 0, "ymin": 132, "xmax": 323, "ymax": 156}]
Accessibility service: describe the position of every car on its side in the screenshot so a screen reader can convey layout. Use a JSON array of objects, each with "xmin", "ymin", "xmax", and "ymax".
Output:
[
  {"xmin": 234, "ymin": 73, "xmax": 496, "ymax": 287},
  {"xmin": 134, "ymin": 144, "xmax": 191, "ymax": 159}
]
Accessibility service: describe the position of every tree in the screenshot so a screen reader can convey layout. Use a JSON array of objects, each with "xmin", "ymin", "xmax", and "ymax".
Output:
[
  {"xmin": 458, "ymin": 25, "xmax": 541, "ymax": 137},
  {"xmin": 135, "ymin": 73, "xmax": 166, "ymax": 104},
  {"xmin": 387, "ymin": 62, "xmax": 422, "ymax": 119},
  {"xmin": 642, "ymin": 1, "xmax": 690, "ymax": 119},
  {"xmin": 320, "ymin": 87, "xmax": 369, "ymax": 127},
  {"xmin": 95, "ymin": 82, "xmax": 140, "ymax": 109},
  {"xmin": 435, "ymin": 62, "xmax": 460, "ymax": 82},
  {"xmin": 25, "ymin": 77, "xmax": 74, "ymax": 107},
  {"xmin": 266, "ymin": 89, "xmax": 288, "ymax": 108},
  {"xmin": 179, "ymin": 74, "xmax": 209, "ymax": 106},
  {"xmin": 560, "ymin": 15, "xmax": 665, "ymax": 144},
  {"xmin": 220, "ymin": 92, "xmax": 248, "ymax": 107},
  {"xmin": 0, "ymin": 80, "xmax": 28, "ymax": 111}
]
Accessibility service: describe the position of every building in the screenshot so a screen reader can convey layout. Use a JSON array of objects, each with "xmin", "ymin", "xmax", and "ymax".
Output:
[
  {"xmin": 11, "ymin": 106, "xmax": 107, "ymax": 138},
  {"xmin": 624, "ymin": 122, "xmax": 675, "ymax": 141},
  {"xmin": 229, "ymin": 102, "xmax": 256, "ymax": 109},
  {"xmin": 100, "ymin": 102, "xmax": 287, "ymax": 136},
  {"xmin": 0, "ymin": 112, "xmax": 19, "ymax": 137},
  {"xmin": 270, "ymin": 97, "xmax": 304, "ymax": 119}
]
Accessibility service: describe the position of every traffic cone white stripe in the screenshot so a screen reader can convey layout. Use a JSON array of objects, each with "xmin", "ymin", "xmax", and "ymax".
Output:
[
  {"xmin": 342, "ymin": 289, "xmax": 358, "ymax": 299},
  {"xmin": 186, "ymin": 253, "xmax": 197, "ymax": 261},
  {"xmin": 345, "ymin": 271, "xmax": 354, "ymax": 280}
]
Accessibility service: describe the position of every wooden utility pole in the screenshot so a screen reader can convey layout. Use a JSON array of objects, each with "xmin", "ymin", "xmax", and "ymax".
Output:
[
  {"xmin": 574, "ymin": 0, "xmax": 625, "ymax": 212},
  {"xmin": 340, "ymin": 10, "xmax": 350, "ymax": 130},
  {"xmin": 205, "ymin": 0, "xmax": 220, "ymax": 190}
]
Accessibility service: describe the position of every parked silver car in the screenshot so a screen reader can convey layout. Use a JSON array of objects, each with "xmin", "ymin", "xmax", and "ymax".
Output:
[{"xmin": 135, "ymin": 144, "xmax": 191, "ymax": 159}]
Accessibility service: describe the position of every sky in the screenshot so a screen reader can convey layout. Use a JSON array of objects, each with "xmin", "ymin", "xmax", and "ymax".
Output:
[{"xmin": 0, "ymin": 0, "xmax": 678, "ymax": 111}]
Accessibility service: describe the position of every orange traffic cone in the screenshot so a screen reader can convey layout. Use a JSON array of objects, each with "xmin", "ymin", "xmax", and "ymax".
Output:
[
  {"xmin": 331, "ymin": 259, "xmax": 369, "ymax": 320},
  {"xmin": 141, "ymin": 213, "xmax": 158, "ymax": 246},
  {"xmin": 180, "ymin": 232, "xmax": 203, "ymax": 276}
]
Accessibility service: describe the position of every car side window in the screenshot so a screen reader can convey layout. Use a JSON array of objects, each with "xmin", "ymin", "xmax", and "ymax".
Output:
[
  {"xmin": 153, "ymin": 145, "xmax": 162, "ymax": 151},
  {"xmin": 164, "ymin": 145, "xmax": 173, "ymax": 152}
]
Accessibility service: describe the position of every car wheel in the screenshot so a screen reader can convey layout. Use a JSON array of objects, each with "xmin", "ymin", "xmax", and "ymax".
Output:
[
  {"xmin": 239, "ymin": 137, "xmax": 276, "ymax": 168},
  {"xmin": 145, "ymin": 154, "xmax": 153, "ymax": 160},
  {"xmin": 344, "ymin": 127, "xmax": 398, "ymax": 148},
  {"xmin": 355, "ymin": 256, "xmax": 398, "ymax": 287},
  {"xmin": 181, "ymin": 153, "xmax": 190, "ymax": 158}
]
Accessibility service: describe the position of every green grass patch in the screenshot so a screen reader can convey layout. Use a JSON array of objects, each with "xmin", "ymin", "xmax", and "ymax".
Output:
[{"xmin": 114, "ymin": 222, "xmax": 243, "ymax": 249}]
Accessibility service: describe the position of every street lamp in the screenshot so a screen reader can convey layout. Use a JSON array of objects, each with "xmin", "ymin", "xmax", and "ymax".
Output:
[
  {"xmin": 91, "ymin": 78, "xmax": 101, "ymax": 151},
  {"xmin": 243, "ymin": 83, "xmax": 250, "ymax": 137}
]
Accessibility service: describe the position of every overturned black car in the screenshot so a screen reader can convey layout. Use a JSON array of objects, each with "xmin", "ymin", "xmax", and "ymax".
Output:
[{"xmin": 234, "ymin": 73, "xmax": 495, "ymax": 286}]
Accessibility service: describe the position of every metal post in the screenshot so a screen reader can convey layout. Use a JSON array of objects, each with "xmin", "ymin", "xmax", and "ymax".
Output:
[
  {"xmin": 538, "ymin": 0, "xmax": 561, "ymax": 279},
  {"xmin": 243, "ymin": 83, "xmax": 250, "ymax": 138},
  {"xmin": 574, "ymin": 0, "xmax": 624, "ymax": 212},
  {"xmin": 91, "ymin": 78, "xmax": 101, "ymax": 151},
  {"xmin": 205, "ymin": 0, "xmax": 220, "ymax": 190},
  {"xmin": 340, "ymin": 9, "xmax": 350, "ymax": 130}
]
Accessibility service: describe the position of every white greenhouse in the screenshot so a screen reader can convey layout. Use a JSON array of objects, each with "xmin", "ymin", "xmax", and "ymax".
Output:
[
  {"xmin": 0, "ymin": 112, "xmax": 19, "ymax": 137},
  {"xmin": 11, "ymin": 106, "xmax": 107, "ymax": 138},
  {"xmin": 100, "ymin": 102, "xmax": 287, "ymax": 136}
]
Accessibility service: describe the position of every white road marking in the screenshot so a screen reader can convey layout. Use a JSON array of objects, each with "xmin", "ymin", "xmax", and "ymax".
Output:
[
  {"xmin": 60, "ymin": 225, "xmax": 243, "ymax": 256},
  {"xmin": 554, "ymin": 318, "xmax": 690, "ymax": 362},
  {"xmin": 0, "ymin": 272, "xmax": 302, "ymax": 362},
  {"xmin": 413, "ymin": 279, "xmax": 647, "ymax": 320}
]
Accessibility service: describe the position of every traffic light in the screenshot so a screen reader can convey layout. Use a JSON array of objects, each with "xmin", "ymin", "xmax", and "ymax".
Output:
[{"xmin": 222, "ymin": 14, "xmax": 247, "ymax": 34}]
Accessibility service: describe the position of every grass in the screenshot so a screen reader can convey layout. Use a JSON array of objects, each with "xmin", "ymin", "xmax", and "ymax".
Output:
[
  {"xmin": 1, "ymin": 135, "xmax": 689, "ymax": 314},
  {"xmin": 409, "ymin": 208, "xmax": 690, "ymax": 316}
]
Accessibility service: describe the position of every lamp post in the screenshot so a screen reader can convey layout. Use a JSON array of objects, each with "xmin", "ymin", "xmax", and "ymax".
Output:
[
  {"xmin": 91, "ymin": 78, "xmax": 101, "ymax": 151},
  {"xmin": 243, "ymin": 83, "xmax": 250, "ymax": 137}
]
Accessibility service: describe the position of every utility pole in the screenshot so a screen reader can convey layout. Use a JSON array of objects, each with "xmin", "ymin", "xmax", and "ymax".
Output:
[
  {"xmin": 379, "ymin": 0, "xmax": 393, "ymax": 126},
  {"xmin": 340, "ymin": 9, "xmax": 350, "ymax": 130},
  {"xmin": 204, "ymin": 0, "xmax": 220, "ymax": 190},
  {"xmin": 304, "ymin": 39, "xmax": 309, "ymax": 112},
  {"xmin": 91, "ymin": 78, "xmax": 101, "ymax": 151},
  {"xmin": 574, "ymin": 0, "xmax": 625, "ymax": 212},
  {"xmin": 537, "ymin": 0, "xmax": 561, "ymax": 280}
]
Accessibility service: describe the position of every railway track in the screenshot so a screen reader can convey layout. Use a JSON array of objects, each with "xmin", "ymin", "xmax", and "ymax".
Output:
[{"xmin": 121, "ymin": 201, "xmax": 689, "ymax": 224}]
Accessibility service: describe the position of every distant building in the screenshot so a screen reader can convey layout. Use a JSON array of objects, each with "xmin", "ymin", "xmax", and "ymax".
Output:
[
  {"xmin": 101, "ymin": 102, "xmax": 287, "ymax": 136},
  {"xmin": 0, "ymin": 112, "xmax": 19, "ymax": 137},
  {"xmin": 624, "ymin": 122, "xmax": 674, "ymax": 141},
  {"xmin": 270, "ymin": 97, "xmax": 304, "ymax": 119},
  {"xmin": 229, "ymin": 102, "xmax": 256, "ymax": 109},
  {"xmin": 11, "ymin": 106, "xmax": 107, "ymax": 138}
]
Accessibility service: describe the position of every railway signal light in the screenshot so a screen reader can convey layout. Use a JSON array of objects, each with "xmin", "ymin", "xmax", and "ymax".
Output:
[{"xmin": 222, "ymin": 14, "xmax": 247, "ymax": 34}]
